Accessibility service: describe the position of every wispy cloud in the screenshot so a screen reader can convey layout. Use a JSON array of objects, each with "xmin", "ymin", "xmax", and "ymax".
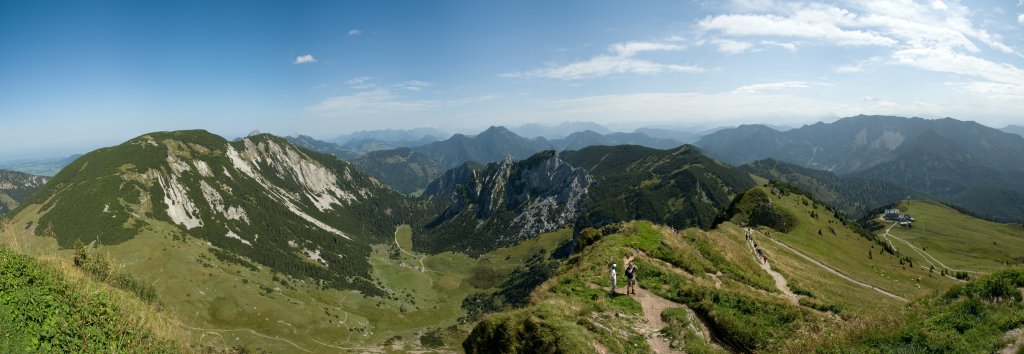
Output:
[
  {"xmin": 892, "ymin": 47, "xmax": 1024, "ymax": 88},
  {"xmin": 712, "ymin": 38, "xmax": 753, "ymax": 54},
  {"xmin": 699, "ymin": 1, "xmax": 1024, "ymax": 100},
  {"xmin": 835, "ymin": 56, "xmax": 883, "ymax": 73},
  {"xmin": 502, "ymin": 41, "xmax": 701, "ymax": 80},
  {"xmin": 306, "ymin": 88, "xmax": 494, "ymax": 116},
  {"xmin": 347, "ymin": 29, "xmax": 362, "ymax": 36},
  {"xmin": 761, "ymin": 40, "xmax": 798, "ymax": 52},
  {"xmin": 698, "ymin": 1, "xmax": 1019, "ymax": 54},
  {"xmin": 395, "ymin": 80, "xmax": 432, "ymax": 91},
  {"xmin": 1018, "ymin": 13, "xmax": 1024, "ymax": 24},
  {"xmin": 609, "ymin": 41, "xmax": 685, "ymax": 56},
  {"xmin": 732, "ymin": 81, "xmax": 817, "ymax": 94},
  {"xmin": 346, "ymin": 77, "xmax": 377, "ymax": 89},
  {"xmin": 293, "ymin": 54, "xmax": 317, "ymax": 64},
  {"xmin": 698, "ymin": 11, "xmax": 898, "ymax": 47}
]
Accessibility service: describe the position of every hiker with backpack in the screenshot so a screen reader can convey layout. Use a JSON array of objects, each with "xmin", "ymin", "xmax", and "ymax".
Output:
[{"xmin": 625, "ymin": 262, "xmax": 638, "ymax": 295}]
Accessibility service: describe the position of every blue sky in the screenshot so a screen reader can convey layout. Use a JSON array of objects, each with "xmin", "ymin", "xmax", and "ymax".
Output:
[{"xmin": 1, "ymin": 0, "xmax": 1023, "ymax": 159}]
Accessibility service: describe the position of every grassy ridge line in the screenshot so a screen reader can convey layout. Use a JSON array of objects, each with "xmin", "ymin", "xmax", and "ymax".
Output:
[
  {"xmin": 465, "ymin": 222, "xmax": 830, "ymax": 353},
  {"xmin": 0, "ymin": 223, "xmax": 189, "ymax": 352}
]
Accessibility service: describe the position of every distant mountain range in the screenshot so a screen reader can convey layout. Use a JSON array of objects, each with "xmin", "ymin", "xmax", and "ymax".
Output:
[
  {"xmin": 296, "ymin": 126, "xmax": 689, "ymax": 195},
  {"xmin": 697, "ymin": 115, "xmax": 1024, "ymax": 174},
  {"xmin": 510, "ymin": 121, "xmax": 611, "ymax": 139},
  {"xmin": 0, "ymin": 169, "xmax": 47, "ymax": 216},
  {"xmin": 328, "ymin": 127, "xmax": 448, "ymax": 146},
  {"xmin": 697, "ymin": 115, "xmax": 1024, "ymax": 222}
]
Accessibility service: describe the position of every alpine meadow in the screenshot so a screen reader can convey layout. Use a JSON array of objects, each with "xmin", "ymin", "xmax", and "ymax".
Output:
[{"xmin": 2, "ymin": 1, "xmax": 1024, "ymax": 353}]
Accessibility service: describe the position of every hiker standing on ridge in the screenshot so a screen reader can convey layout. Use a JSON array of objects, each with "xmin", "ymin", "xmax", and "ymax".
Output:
[
  {"xmin": 625, "ymin": 262, "xmax": 638, "ymax": 295},
  {"xmin": 610, "ymin": 263, "xmax": 618, "ymax": 295}
]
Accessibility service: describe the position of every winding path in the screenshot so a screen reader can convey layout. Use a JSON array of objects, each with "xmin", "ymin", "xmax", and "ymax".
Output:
[
  {"xmin": 745, "ymin": 230, "xmax": 798, "ymax": 305},
  {"xmin": 172, "ymin": 319, "xmax": 314, "ymax": 353},
  {"xmin": 623, "ymin": 255, "xmax": 684, "ymax": 353},
  {"xmin": 759, "ymin": 233, "xmax": 909, "ymax": 302}
]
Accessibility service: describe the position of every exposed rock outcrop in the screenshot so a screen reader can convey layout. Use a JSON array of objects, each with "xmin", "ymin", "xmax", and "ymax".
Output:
[{"xmin": 419, "ymin": 150, "xmax": 590, "ymax": 255}]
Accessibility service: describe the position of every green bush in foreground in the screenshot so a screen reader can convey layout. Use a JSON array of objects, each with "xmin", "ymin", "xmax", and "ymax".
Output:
[
  {"xmin": 0, "ymin": 246, "xmax": 178, "ymax": 353},
  {"xmin": 799, "ymin": 269, "xmax": 1024, "ymax": 353}
]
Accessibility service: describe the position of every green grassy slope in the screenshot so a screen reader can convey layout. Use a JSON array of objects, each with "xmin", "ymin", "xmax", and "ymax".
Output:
[
  {"xmin": 0, "ymin": 244, "xmax": 183, "ymax": 352},
  {"xmin": 732, "ymin": 185, "xmax": 956, "ymax": 302},
  {"xmin": 787, "ymin": 269, "xmax": 1024, "ymax": 353},
  {"xmin": 3, "ymin": 211, "xmax": 572, "ymax": 352},
  {"xmin": 466, "ymin": 216, "xmax": 1023, "ymax": 353},
  {"xmin": 883, "ymin": 200, "xmax": 1024, "ymax": 273}
]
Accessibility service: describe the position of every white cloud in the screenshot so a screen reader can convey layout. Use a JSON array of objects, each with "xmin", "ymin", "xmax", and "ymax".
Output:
[
  {"xmin": 891, "ymin": 48, "xmax": 1024, "ymax": 101},
  {"xmin": 1018, "ymin": 13, "xmax": 1024, "ymax": 24},
  {"xmin": 698, "ymin": 1, "xmax": 1018, "ymax": 55},
  {"xmin": 502, "ymin": 56, "xmax": 703, "ymax": 80},
  {"xmin": 395, "ymin": 80, "xmax": 432, "ymax": 91},
  {"xmin": 699, "ymin": 1, "xmax": 1024, "ymax": 102},
  {"xmin": 697, "ymin": 10, "xmax": 899, "ymax": 47},
  {"xmin": 892, "ymin": 47, "xmax": 1024, "ymax": 86},
  {"xmin": 954, "ymin": 81, "xmax": 1024, "ymax": 101},
  {"xmin": 609, "ymin": 41, "xmax": 684, "ymax": 56},
  {"xmin": 346, "ymin": 77, "xmax": 376, "ymax": 89},
  {"xmin": 835, "ymin": 56, "xmax": 883, "ymax": 73},
  {"xmin": 835, "ymin": 64, "xmax": 866, "ymax": 73},
  {"xmin": 713, "ymin": 39, "xmax": 754, "ymax": 54},
  {"xmin": 761, "ymin": 40, "xmax": 798, "ymax": 52},
  {"xmin": 348, "ymin": 29, "xmax": 362, "ymax": 36},
  {"xmin": 306, "ymin": 88, "xmax": 493, "ymax": 116},
  {"xmin": 293, "ymin": 54, "xmax": 317, "ymax": 64},
  {"xmin": 732, "ymin": 81, "xmax": 815, "ymax": 94},
  {"xmin": 502, "ymin": 40, "xmax": 700, "ymax": 80}
]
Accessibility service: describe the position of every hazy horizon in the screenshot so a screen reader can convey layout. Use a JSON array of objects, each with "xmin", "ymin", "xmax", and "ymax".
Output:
[{"xmin": 3, "ymin": 0, "xmax": 1023, "ymax": 159}]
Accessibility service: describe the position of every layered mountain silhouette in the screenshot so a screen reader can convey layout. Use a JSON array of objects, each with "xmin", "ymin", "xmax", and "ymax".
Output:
[{"xmin": 697, "ymin": 115, "xmax": 1024, "ymax": 222}]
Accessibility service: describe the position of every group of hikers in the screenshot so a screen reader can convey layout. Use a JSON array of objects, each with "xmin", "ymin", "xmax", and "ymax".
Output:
[
  {"xmin": 746, "ymin": 229, "xmax": 768, "ymax": 264},
  {"xmin": 609, "ymin": 261, "xmax": 638, "ymax": 295}
]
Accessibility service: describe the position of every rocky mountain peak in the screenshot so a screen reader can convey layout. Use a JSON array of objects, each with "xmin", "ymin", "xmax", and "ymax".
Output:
[{"xmin": 419, "ymin": 150, "xmax": 591, "ymax": 254}]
